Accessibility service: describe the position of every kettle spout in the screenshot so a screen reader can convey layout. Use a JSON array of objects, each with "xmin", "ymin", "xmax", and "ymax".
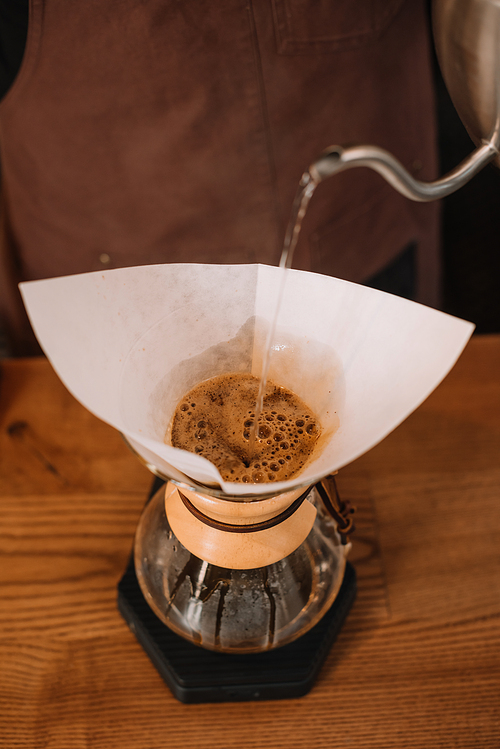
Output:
[{"xmin": 309, "ymin": 140, "xmax": 499, "ymax": 202}]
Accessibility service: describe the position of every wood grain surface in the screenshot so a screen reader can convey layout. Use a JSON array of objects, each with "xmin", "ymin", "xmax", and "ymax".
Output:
[{"xmin": 0, "ymin": 336, "xmax": 499, "ymax": 748}]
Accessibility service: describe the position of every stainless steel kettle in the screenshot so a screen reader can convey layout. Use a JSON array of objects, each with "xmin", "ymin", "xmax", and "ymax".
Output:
[{"xmin": 311, "ymin": 0, "xmax": 500, "ymax": 201}]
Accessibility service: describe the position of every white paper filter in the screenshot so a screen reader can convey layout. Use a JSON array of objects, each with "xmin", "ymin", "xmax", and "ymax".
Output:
[{"xmin": 20, "ymin": 263, "xmax": 474, "ymax": 495}]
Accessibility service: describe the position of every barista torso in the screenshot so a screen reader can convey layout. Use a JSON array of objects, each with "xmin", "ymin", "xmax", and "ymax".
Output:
[{"xmin": 0, "ymin": 0, "xmax": 439, "ymax": 352}]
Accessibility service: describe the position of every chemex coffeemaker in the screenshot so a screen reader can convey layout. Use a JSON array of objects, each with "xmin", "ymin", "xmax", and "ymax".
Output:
[{"xmin": 21, "ymin": 261, "xmax": 473, "ymax": 701}]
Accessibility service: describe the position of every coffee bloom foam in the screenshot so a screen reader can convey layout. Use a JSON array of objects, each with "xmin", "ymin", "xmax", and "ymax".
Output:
[{"xmin": 168, "ymin": 373, "xmax": 320, "ymax": 484}]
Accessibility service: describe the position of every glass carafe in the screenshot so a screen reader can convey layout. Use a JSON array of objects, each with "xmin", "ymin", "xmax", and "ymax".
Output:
[{"xmin": 134, "ymin": 479, "xmax": 351, "ymax": 654}]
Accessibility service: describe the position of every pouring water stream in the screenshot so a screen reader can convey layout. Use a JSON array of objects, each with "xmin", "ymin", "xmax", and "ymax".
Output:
[{"xmin": 248, "ymin": 171, "xmax": 318, "ymax": 455}]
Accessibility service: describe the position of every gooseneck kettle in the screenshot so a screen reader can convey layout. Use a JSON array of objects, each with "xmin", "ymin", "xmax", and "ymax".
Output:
[{"xmin": 310, "ymin": 0, "xmax": 500, "ymax": 200}]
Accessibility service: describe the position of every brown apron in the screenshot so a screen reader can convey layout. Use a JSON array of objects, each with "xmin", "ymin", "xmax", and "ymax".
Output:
[{"xmin": 0, "ymin": 0, "xmax": 440, "ymax": 354}]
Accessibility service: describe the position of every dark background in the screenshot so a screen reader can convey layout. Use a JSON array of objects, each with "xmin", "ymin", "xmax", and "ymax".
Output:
[{"xmin": 434, "ymin": 60, "xmax": 500, "ymax": 333}]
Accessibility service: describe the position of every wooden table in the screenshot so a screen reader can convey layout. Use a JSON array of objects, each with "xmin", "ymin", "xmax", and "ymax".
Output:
[{"xmin": 1, "ymin": 335, "xmax": 499, "ymax": 748}]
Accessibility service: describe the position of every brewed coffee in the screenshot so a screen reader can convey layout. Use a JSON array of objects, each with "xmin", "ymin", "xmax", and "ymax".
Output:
[{"xmin": 168, "ymin": 373, "xmax": 320, "ymax": 483}]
